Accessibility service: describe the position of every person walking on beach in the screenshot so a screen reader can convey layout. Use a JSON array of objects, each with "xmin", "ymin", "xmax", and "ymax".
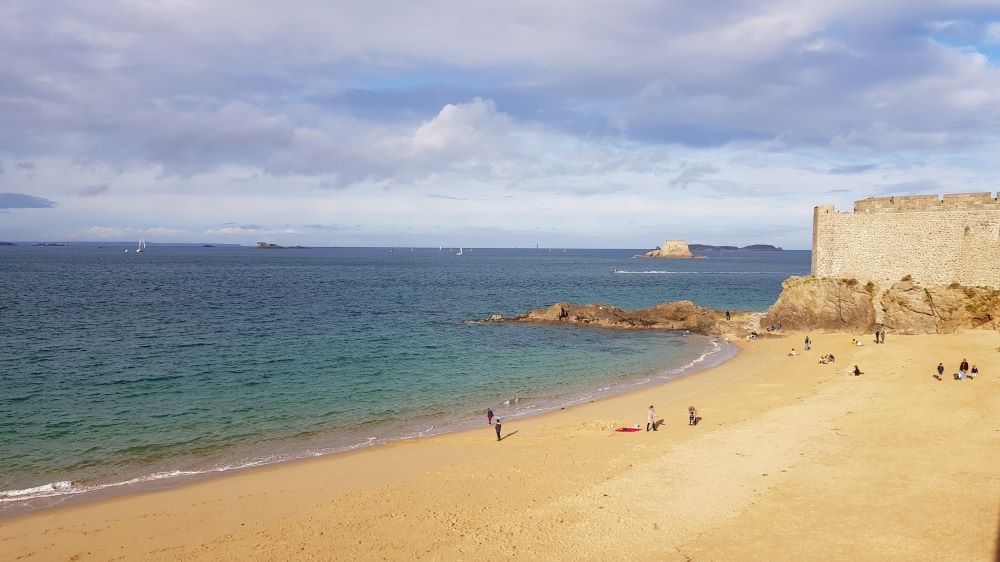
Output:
[
  {"xmin": 725, "ymin": 310, "xmax": 731, "ymax": 321},
  {"xmin": 960, "ymin": 359, "xmax": 969, "ymax": 373},
  {"xmin": 804, "ymin": 336, "xmax": 811, "ymax": 351},
  {"xmin": 647, "ymin": 405, "xmax": 657, "ymax": 431},
  {"xmin": 879, "ymin": 329, "xmax": 886, "ymax": 344},
  {"xmin": 936, "ymin": 362, "xmax": 944, "ymax": 380},
  {"xmin": 487, "ymin": 408, "xmax": 494, "ymax": 425},
  {"xmin": 494, "ymin": 417, "xmax": 502, "ymax": 441}
]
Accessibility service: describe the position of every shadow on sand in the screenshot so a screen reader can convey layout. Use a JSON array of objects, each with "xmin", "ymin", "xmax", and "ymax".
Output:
[{"xmin": 499, "ymin": 430, "xmax": 519, "ymax": 441}]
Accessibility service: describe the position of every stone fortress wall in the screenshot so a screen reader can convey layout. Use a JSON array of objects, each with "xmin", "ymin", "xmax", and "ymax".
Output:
[{"xmin": 812, "ymin": 192, "xmax": 1000, "ymax": 287}]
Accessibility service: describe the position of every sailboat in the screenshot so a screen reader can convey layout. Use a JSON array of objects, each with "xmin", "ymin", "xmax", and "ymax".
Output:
[
  {"xmin": 456, "ymin": 247, "xmax": 464, "ymax": 256},
  {"xmin": 136, "ymin": 239, "xmax": 147, "ymax": 253}
]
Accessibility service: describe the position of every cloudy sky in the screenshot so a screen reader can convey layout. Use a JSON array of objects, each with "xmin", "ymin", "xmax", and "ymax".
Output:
[{"xmin": 2, "ymin": 1, "xmax": 999, "ymax": 248}]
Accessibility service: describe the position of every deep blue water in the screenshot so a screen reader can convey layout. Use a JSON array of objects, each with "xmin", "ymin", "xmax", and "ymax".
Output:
[{"xmin": 0, "ymin": 246, "xmax": 809, "ymax": 512}]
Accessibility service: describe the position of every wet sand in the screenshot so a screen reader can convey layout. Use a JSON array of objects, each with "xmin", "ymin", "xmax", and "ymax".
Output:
[{"xmin": 2, "ymin": 331, "xmax": 998, "ymax": 561}]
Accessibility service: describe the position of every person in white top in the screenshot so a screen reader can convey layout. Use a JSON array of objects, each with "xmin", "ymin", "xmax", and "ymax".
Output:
[{"xmin": 647, "ymin": 405, "xmax": 657, "ymax": 431}]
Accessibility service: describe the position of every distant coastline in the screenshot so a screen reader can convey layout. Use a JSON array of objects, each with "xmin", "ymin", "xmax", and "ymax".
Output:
[{"xmin": 688, "ymin": 243, "xmax": 783, "ymax": 251}]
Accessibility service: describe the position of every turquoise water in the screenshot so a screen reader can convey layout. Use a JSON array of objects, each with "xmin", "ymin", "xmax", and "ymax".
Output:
[{"xmin": 0, "ymin": 246, "xmax": 809, "ymax": 512}]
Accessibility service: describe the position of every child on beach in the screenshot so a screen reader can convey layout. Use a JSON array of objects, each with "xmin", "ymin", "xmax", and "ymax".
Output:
[
  {"xmin": 688, "ymin": 406, "xmax": 700, "ymax": 426},
  {"xmin": 487, "ymin": 408, "xmax": 494, "ymax": 425},
  {"xmin": 970, "ymin": 365, "xmax": 978, "ymax": 379}
]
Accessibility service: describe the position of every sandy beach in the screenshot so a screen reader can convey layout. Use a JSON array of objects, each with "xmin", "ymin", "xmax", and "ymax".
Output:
[{"xmin": 2, "ymin": 331, "xmax": 998, "ymax": 561}]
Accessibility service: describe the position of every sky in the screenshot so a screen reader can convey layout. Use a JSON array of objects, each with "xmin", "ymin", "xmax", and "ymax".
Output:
[{"xmin": 2, "ymin": 1, "xmax": 1000, "ymax": 249}]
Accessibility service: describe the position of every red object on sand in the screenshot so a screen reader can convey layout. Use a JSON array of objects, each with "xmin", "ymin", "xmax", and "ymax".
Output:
[{"xmin": 614, "ymin": 427, "xmax": 642, "ymax": 432}]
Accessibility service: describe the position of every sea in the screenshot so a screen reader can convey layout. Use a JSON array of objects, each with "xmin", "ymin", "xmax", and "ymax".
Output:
[{"xmin": 0, "ymin": 245, "xmax": 810, "ymax": 514}]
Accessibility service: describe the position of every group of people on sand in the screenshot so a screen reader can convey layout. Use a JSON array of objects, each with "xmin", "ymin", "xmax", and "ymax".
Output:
[
  {"xmin": 645, "ymin": 404, "xmax": 700, "ymax": 431},
  {"xmin": 487, "ymin": 408, "xmax": 503, "ymax": 440},
  {"xmin": 873, "ymin": 327, "xmax": 887, "ymax": 344},
  {"xmin": 937, "ymin": 359, "xmax": 980, "ymax": 381},
  {"xmin": 789, "ymin": 335, "xmax": 851, "ymax": 371}
]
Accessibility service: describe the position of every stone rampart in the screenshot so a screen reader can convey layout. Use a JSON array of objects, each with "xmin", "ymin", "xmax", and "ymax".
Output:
[{"xmin": 812, "ymin": 193, "xmax": 1000, "ymax": 287}]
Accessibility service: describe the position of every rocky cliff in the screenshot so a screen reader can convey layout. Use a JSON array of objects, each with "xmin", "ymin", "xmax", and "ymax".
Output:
[
  {"xmin": 761, "ymin": 277, "xmax": 878, "ymax": 331},
  {"xmin": 642, "ymin": 240, "xmax": 697, "ymax": 259},
  {"xmin": 762, "ymin": 276, "xmax": 1000, "ymax": 334}
]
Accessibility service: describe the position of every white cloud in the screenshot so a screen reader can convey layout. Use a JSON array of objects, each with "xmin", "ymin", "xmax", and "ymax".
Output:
[
  {"xmin": 3, "ymin": 1, "xmax": 1000, "ymax": 248},
  {"xmin": 985, "ymin": 22, "xmax": 1000, "ymax": 44}
]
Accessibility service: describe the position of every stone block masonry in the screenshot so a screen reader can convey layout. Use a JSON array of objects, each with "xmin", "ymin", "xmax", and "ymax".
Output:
[{"xmin": 812, "ymin": 193, "xmax": 1000, "ymax": 287}]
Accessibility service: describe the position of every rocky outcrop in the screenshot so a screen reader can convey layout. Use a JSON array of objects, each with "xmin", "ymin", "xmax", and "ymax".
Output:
[
  {"xmin": 642, "ymin": 240, "xmax": 697, "ymax": 259},
  {"xmin": 493, "ymin": 277, "xmax": 999, "ymax": 338},
  {"xmin": 761, "ymin": 276, "xmax": 878, "ymax": 332},
  {"xmin": 881, "ymin": 279, "xmax": 1000, "ymax": 333},
  {"xmin": 505, "ymin": 301, "xmax": 728, "ymax": 334},
  {"xmin": 762, "ymin": 276, "xmax": 1000, "ymax": 334}
]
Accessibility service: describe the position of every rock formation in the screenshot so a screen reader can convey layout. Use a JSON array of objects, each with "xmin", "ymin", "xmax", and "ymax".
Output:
[
  {"xmin": 761, "ymin": 276, "xmax": 878, "ymax": 332},
  {"xmin": 492, "ymin": 301, "xmax": 759, "ymax": 338},
  {"xmin": 642, "ymin": 240, "xmax": 697, "ymax": 259},
  {"xmin": 880, "ymin": 279, "xmax": 1000, "ymax": 334},
  {"xmin": 762, "ymin": 276, "xmax": 1000, "ymax": 334},
  {"xmin": 492, "ymin": 276, "xmax": 998, "ymax": 338}
]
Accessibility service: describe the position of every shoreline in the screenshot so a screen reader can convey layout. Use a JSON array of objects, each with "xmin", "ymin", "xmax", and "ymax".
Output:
[
  {"xmin": 2, "ymin": 331, "xmax": 997, "ymax": 560},
  {"xmin": 0, "ymin": 332, "xmax": 734, "ymax": 518}
]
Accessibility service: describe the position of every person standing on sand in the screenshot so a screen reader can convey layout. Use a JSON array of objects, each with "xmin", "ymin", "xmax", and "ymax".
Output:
[
  {"xmin": 960, "ymin": 359, "xmax": 969, "ymax": 373},
  {"xmin": 487, "ymin": 408, "xmax": 494, "ymax": 425},
  {"xmin": 937, "ymin": 363, "xmax": 944, "ymax": 380},
  {"xmin": 494, "ymin": 417, "xmax": 502, "ymax": 441},
  {"xmin": 647, "ymin": 405, "xmax": 657, "ymax": 431},
  {"xmin": 804, "ymin": 336, "xmax": 811, "ymax": 351},
  {"xmin": 725, "ymin": 310, "xmax": 731, "ymax": 321}
]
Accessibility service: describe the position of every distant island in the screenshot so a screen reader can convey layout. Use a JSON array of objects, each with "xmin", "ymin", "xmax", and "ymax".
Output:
[
  {"xmin": 639, "ymin": 240, "xmax": 703, "ymax": 259},
  {"xmin": 688, "ymin": 243, "xmax": 783, "ymax": 251},
  {"xmin": 0, "ymin": 242, "xmax": 15, "ymax": 246},
  {"xmin": 33, "ymin": 243, "xmax": 67, "ymax": 247},
  {"xmin": 254, "ymin": 242, "xmax": 308, "ymax": 249}
]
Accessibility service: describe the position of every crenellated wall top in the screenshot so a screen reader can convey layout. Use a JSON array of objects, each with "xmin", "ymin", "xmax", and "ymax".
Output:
[{"xmin": 850, "ymin": 192, "xmax": 1000, "ymax": 213}]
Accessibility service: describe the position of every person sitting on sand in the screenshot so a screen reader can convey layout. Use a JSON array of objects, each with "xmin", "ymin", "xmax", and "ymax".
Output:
[
  {"xmin": 853, "ymin": 365, "xmax": 863, "ymax": 377},
  {"xmin": 688, "ymin": 406, "xmax": 700, "ymax": 426},
  {"xmin": 954, "ymin": 371, "xmax": 966, "ymax": 381},
  {"xmin": 828, "ymin": 353, "xmax": 835, "ymax": 363},
  {"xmin": 819, "ymin": 355, "xmax": 828, "ymax": 364},
  {"xmin": 788, "ymin": 348, "xmax": 797, "ymax": 357}
]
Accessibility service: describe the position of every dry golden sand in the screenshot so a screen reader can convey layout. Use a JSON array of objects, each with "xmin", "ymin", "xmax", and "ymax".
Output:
[{"xmin": 2, "ymin": 332, "xmax": 998, "ymax": 561}]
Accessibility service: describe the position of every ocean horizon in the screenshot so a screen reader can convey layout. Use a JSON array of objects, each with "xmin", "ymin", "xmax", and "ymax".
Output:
[{"xmin": 0, "ymin": 246, "xmax": 809, "ymax": 514}]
